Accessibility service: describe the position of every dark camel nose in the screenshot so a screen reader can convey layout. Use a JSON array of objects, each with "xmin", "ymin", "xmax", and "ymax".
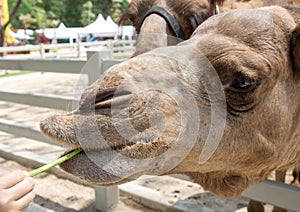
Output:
[
  {"xmin": 94, "ymin": 88, "xmax": 133, "ymax": 109},
  {"xmin": 75, "ymin": 87, "xmax": 133, "ymax": 113}
]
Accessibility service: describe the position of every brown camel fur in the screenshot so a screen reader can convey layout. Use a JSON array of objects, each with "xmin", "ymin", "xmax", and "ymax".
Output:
[
  {"xmin": 219, "ymin": 1, "xmax": 300, "ymax": 210},
  {"xmin": 119, "ymin": 0, "xmax": 225, "ymax": 56},
  {"xmin": 40, "ymin": 6, "xmax": 300, "ymax": 199},
  {"xmin": 220, "ymin": 0, "xmax": 294, "ymax": 11}
]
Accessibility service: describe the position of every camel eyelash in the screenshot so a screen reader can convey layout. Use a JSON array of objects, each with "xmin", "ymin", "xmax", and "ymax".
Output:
[{"xmin": 223, "ymin": 75, "xmax": 260, "ymax": 93}]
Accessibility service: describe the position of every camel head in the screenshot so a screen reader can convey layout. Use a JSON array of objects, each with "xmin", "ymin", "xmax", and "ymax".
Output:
[
  {"xmin": 40, "ymin": 6, "xmax": 300, "ymax": 198},
  {"xmin": 119, "ymin": 0, "xmax": 225, "ymax": 56}
]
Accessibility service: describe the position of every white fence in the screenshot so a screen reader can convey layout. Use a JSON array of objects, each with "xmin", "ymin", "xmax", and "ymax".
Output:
[
  {"xmin": 0, "ymin": 52, "xmax": 300, "ymax": 211},
  {"xmin": 0, "ymin": 40, "xmax": 135, "ymax": 59}
]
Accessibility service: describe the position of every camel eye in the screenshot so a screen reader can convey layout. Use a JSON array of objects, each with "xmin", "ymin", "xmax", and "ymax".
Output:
[{"xmin": 227, "ymin": 75, "xmax": 259, "ymax": 93}]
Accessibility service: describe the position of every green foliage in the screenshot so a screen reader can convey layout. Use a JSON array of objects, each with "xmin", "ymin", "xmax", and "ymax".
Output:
[
  {"xmin": 81, "ymin": 1, "xmax": 96, "ymax": 26},
  {"xmin": 18, "ymin": 13, "xmax": 35, "ymax": 29},
  {"xmin": 32, "ymin": 7, "xmax": 47, "ymax": 29},
  {"xmin": 91, "ymin": 0, "xmax": 113, "ymax": 19},
  {"xmin": 38, "ymin": 1, "xmax": 64, "ymax": 20},
  {"xmin": 8, "ymin": 0, "xmax": 130, "ymax": 30},
  {"xmin": 111, "ymin": 0, "xmax": 130, "ymax": 21},
  {"xmin": 8, "ymin": 0, "xmax": 33, "ymax": 29},
  {"xmin": 0, "ymin": 71, "xmax": 32, "ymax": 78}
]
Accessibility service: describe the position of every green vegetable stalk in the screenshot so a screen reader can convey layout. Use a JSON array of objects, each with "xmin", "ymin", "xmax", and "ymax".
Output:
[{"xmin": 29, "ymin": 149, "xmax": 82, "ymax": 177}]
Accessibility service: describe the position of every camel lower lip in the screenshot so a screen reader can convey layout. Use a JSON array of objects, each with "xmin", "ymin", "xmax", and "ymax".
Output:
[{"xmin": 58, "ymin": 148, "xmax": 125, "ymax": 185}]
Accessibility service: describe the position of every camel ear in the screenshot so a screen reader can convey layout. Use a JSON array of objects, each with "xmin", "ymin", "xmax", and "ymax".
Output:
[{"xmin": 291, "ymin": 24, "xmax": 300, "ymax": 72}]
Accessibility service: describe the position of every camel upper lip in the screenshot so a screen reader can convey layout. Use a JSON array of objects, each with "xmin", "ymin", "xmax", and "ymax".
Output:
[
  {"xmin": 58, "ymin": 135, "xmax": 155, "ymax": 153},
  {"xmin": 40, "ymin": 119, "xmax": 156, "ymax": 153}
]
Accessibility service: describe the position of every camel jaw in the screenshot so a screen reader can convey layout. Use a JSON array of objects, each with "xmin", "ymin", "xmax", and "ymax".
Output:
[{"xmin": 57, "ymin": 149, "xmax": 125, "ymax": 185}]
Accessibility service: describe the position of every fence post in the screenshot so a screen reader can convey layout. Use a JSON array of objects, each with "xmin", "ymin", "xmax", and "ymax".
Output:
[
  {"xmin": 39, "ymin": 44, "xmax": 45, "ymax": 58},
  {"xmin": 77, "ymin": 41, "xmax": 81, "ymax": 58},
  {"xmin": 107, "ymin": 40, "xmax": 113, "ymax": 50},
  {"xmin": 86, "ymin": 50, "xmax": 113, "ymax": 84},
  {"xmin": 86, "ymin": 50, "xmax": 119, "ymax": 211},
  {"xmin": 94, "ymin": 186, "xmax": 119, "ymax": 212}
]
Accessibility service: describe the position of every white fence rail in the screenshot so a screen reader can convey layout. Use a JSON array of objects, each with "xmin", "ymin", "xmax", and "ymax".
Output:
[
  {"xmin": 0, "ymin": 40, "xmax": 135, "ymax": 59},
  {"xmin": 0, "ymin": 52, "xmax": 300, "ymax": 211},
  {"xmin": 0, "ymin": 91, "xmax": 77, "ymax": 110}
]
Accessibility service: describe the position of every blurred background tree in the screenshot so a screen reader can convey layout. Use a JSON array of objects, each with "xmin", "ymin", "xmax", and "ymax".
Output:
[
  {"xmin": 112, "ymin": 0, "xmax": 122, "ymax": 21},
  {"xmin": 0, "ymin": 0, "xmax": 22, "ymax": 48},
  {"xmin": 81, "ymin": 1, "xmax": 96, "ymax": 26},
  {"xmin": 8, "ymin": 0, "xmax": 130, "ymax": 30},
  {"xmin": 9, "ymin": 0, "xmax": 35, "ymax": 29},
  {"xmin": 18, "ymin": 13, "xmax": 35, "ymax": 32},
  {"xmin": 91, "ymin": 0, "xmax": 113, "ymax": 21}
]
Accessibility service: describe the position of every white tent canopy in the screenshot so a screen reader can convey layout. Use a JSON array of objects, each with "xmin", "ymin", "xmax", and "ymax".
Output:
[
  {"xmin": 55, "ymin": 23, "xmax": 81, "ymax": 40},
  {"xmin": 36, "ymin": 22, "xmax": 82, "ymax": 42},
  {"xmin": 32, "ymin": 14, "xmax": 134, "ymax": 42},
  {"xmin": 57, "ymin": 22, "xmax": 67, "ymax": 29},
  {"xmin": 88, "ymin": 14, "xmax": 106, "ymax": 27},
  {"xmin": 79, "ymin": 14, "xmax": 119, "ymax": 38},
  {"xmin": 106, "ymin": 16, "xmax": 118, "ymax": 28},
  {"xmin": 10, "ymin": 29, "xmax": 33, "ymax": 40}
]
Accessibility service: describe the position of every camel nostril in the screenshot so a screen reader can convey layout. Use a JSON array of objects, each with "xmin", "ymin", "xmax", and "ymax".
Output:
[
  {"xmin": 77, "ymin": 87, "xmax": 133, "ymax": 113},
  {"xmin": 95, "ymin": 88, "xmax": 118, "ymax": 104},
  {"xmin": 95, "ymin": 88, "xmax": 133, "ymax": 109}
]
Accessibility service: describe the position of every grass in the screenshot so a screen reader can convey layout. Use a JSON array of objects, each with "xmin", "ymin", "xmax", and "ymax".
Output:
[
  {"xmin": 0, "ymin": 71, "xmax": 32, "ymax": 78},
  {"xmin": 29, "ymin": 149, "xmax": 82, "ymax": 177}
]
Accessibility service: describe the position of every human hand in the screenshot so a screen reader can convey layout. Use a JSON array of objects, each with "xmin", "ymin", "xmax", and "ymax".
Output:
[{"xmin": 0, "ymin": 170, "xmax": 35, "ymax": 212}]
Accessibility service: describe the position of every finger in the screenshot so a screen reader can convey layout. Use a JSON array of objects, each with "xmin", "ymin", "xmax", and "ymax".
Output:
[
  {"xmin": 7, "ymin": 177, "xmax": 35, "ymax": 200},
  {"xmin": 22, "ymin": 171, "xmax": 29, "ymax": 177},
  {"xmin": 16, "ymin": 190, "xmax": 36, "ymax": 212},
  {"xmin": 0, "ymin": 171, "xmax": 25, "ymax": 189}
]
